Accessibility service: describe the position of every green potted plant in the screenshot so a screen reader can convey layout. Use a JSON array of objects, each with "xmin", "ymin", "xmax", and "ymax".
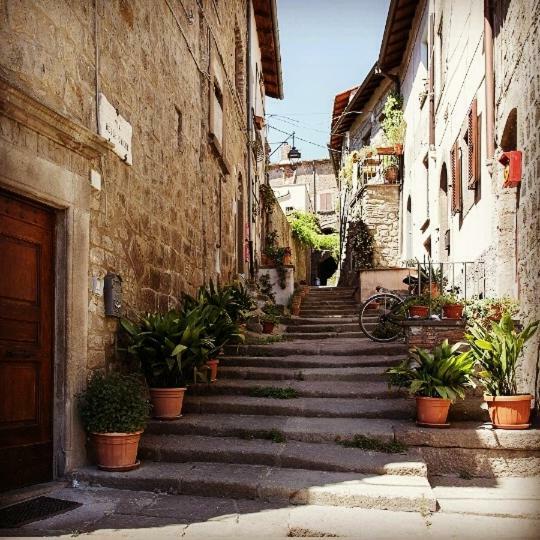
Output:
[
  {"xmin": 464, "ymin": 296, "xmax": 518, "ymax": 326},
  {"xmin": 381, "ymin": 91, "xmax": 406, "ymax": 154},
  {"xmin": 78, "ymin": 372, "xmax": 151, "ymax": 471},
  {"xmin": 387, "ymin": 340, "xmax": 476, "ymax": 426},
  {"xmin": 121, "ymin": 311, "xmax": 214, "ymax": 419},
  {"xmin": 405, "ymin": 294, "xmax": 432, "ymax": 318},
  {"xmin": 260, "ymin": 303, "xmax": 281, "ymax": 334},
  {"xmin": 436, "ymin": 293, "xmax": 466, "ymax": 320},
  {"xmin": 466, "ymin": 313, "xmax": 539, "ymax": 429},
  {"xmin": 262, "ymin": 231, "xmax": 279, "ymax": 266}
]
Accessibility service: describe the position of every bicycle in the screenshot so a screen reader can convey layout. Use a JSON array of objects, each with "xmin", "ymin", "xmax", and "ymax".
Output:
[{"xmin": 359, "ymin": 276, "xmax": 421, "ymax": 343}]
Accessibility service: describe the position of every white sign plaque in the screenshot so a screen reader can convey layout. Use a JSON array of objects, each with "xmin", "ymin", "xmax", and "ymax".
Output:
[{"xmin": 98, "ymin": 93, "xmax": 133, "ymax": 165}]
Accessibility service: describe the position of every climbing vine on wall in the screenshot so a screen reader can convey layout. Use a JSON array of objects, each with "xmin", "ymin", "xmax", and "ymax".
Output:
[
  {"xmin": 346, "ymin": 219, "xmax": 374, "ymax": 270},
  {"xmin": 287, "ymin": 211, "xmax": 339, "ymax": 260}
]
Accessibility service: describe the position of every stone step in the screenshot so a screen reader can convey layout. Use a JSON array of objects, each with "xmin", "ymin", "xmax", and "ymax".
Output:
[
  {"xmin": 286, "ymin": 322, "xmax": 360, "ymax": 333},
  {"xmin": 146, "ymin": 414, "xmax": 404, "ymax": 443},
  {"xmin": 189, "ymin": 379, "xmax": 404, "ymax": 399},
  {"xmin": 183, "ymin": 395, "xmax": 414, "ymax": 420},
  {"xmin": 72, "ymin": 462, "xmax": 436, "ymax": 512},
  {"xmin": 139, "ymin": 434, "xmax": 427, "ymax": 476},
  {"xmin": 284, "ymin": 331, "xmax": 367, "ymax": 340},
  {"xmin": 300, "ymin": 300, "xmax": 358, "ymax": 308},
  {"xmin": 218, "ymin": 365, "xmax": 389, "ymax": 382},
  {"xmin": 286, "ymin": 316, "xmax": 359, "ymax": 325},
  {"xmin": 225, "ymin": 339, "xmax": 407, "ymax": 357},
  {"xmin": 219, "ymin": 354, "xmax": 402, "ymax": 369},
  {"xmin": 301, "ymin": 307, "xmax": 359, "ymax": 314}
]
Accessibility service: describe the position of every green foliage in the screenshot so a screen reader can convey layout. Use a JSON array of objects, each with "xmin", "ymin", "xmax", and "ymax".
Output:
[
  {"xmin": 259, "ymin": 184, "xmax": 277, "ymax": 214},
  {"xmin": 386, "ymin": 340, "xmax": 476, "ymax": 400},
  {"xmin": 336, "ymin": 434, "xmax": 407, "ymax": 454},
  {"xmin": 466, "ymin": 313, "xmax": 539, "ymax": 396},
  {"xmin": 404, "ymin": 294, "xmax": 433, "ymax": 309},
  {"xmin": 249, "ymin": 387, "xmax": 299, "ymax": 399},
  {"xmin": 227, "ymin": 282, "xmax": 257, "ymax": 320},
  {"xmin": 433, "ymin": 293, "xmax": 465, "ymax": 309},
  {"xmin": 263, "ymin": 231, "xmax": 289, "ymax": 289},
  {"xmin": 464, "ymin": 296, "xmax": 518, "ymax": 327},
  {"xmin": 382, "ymin": 91, "xmax": 406, "ymax": 145},
  {"xmin": 287, "ymin": 211, "xmax": 339, "ymax": 260},
  {"xmin": 121, "ymin": 310, "xmax": 215, "ymax": 388},
  {"xmin": 258, "ymin": 273, "xmax": 275, "ymax": 302},
  {"xmin": 78, "ymin": 372, "xmax": 151, "ymax": 434},
  {"xmin": 260, "ymin": 302, "xmax": 281, "ymax": 325},
  {"xmin": 343, "ymin": 219, "xmax": 374, "ymax": 270}
]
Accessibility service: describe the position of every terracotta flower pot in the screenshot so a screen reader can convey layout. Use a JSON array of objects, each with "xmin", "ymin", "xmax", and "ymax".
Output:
[
  {"xmin": 384, "ymin": 165, "xmax": 399, "ymax": 183},
  {"xmin": 484, "ymin": 394, "xmax": 532, "ymax": 429},
  {"xmin": 262, "ymin": 321, "xmax": 275, "ymax": 334},
  {"xmin": 409, "ymin": 305, "xmax": 429, "ymax": 318},
  {"xmin": 416, "ymin": 396, "xmax": 451, "ymax": 426},
  {"xmin": 92, "ymin": 431, "xmax": 142, "ymax": 471},
  {"xmin": 394, "ymin": 143, "xmax": 404, "ymax": 155},
  {"xmin": 442, "ymin": 304, "xmax": 464, "ymax": 319},
  {"xmin": 283, "ymin": 254, "xmax": 292, "ymax": 265},
  {"xmin": 149, "ymin": 387, "xmax": 186, "ymax": 420},
  {"xmin": 205, "ymin": 359, "xmax": 219, "ymax": 382},
  {"xmin": 261, "ymin": 254, "xmax": 274, "ymax": 267},
  {"xmin": 366, "ymin": 301, "xmax": 380, "ymax": 310}
]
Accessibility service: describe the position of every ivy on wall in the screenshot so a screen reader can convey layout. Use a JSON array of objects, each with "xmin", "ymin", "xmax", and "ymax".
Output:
[{"xmin": 287, "ymin": 211, "xmax": 339, "ymax": 260}]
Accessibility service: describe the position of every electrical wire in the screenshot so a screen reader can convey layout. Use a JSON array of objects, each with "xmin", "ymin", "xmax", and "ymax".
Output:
[{"xmin": 268, "ymin": 124, "xmax": 341, "ymax": 154}]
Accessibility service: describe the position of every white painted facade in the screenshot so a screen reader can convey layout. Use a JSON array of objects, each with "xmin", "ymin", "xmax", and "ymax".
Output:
[{"xmin": 272, "ymin": 183, "xmax": 313, "ymax": 214}]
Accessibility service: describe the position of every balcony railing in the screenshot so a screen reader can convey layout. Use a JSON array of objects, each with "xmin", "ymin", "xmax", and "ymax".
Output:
[{"xmin": 358, "ymin": 152, "xmax": 402, "ymax": 189}]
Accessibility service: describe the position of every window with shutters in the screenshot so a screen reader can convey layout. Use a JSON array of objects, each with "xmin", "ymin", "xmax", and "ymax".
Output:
[
  {"xmin": 467, "ymin": 99, "xmax": 480, "ymax": 188},
  {"xmin": 319, "ymin": 193, "xmax": 332, "ymax": 212},
  {"xmin": 450, "ymin": 141, "xmax": 462, "ymax": 215}
]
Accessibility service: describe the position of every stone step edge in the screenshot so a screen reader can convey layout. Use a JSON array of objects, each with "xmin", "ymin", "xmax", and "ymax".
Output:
[
  {"xmin": 71, "ymin": 463, "xmax": 436, "ymax": 513},
  {"xmin": 139, "ymin": 434, "xmax": 427, "ymax": 477}
]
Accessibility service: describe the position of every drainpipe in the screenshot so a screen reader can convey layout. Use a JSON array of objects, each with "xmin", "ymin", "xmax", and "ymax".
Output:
[
  {"xmin": 484, "ymin": 0, "xmax": 495, "ymax": 164},
  {"xmin": 246, "ymin": 0, "xmax": 254, "ymax": 278},
  {"xmin": 429, "ymin": 12, "xmax": 435, "ymax": 147}
]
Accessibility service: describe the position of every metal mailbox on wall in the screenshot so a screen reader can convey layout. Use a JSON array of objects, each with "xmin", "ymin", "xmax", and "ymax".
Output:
[{"xmin": 104, "ymin": 272, "xmax": 123, "ymax": 317}]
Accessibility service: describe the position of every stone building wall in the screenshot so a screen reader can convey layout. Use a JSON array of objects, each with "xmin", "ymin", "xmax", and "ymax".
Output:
[
  {"xmin": 268, "ymin": 158, "xmax": 339, "ymax": 231},
  {"xmin": 493, "ymin": 0, "xmax": 540, "ymax": 404},
  {"xmin": 361, "ymin": 185, "xmax": 401, "ymax": 268},
  {"xmin": 0, "ymin": 0, "xmax": 252, "ymax": 374},
  {"xmin": 267, "ymin": 203, "xmax": 311, "ymax": 283}
]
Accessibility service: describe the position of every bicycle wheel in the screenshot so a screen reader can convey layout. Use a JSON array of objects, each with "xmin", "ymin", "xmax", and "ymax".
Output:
[{"xmin": 359, "ymin": 293, "xmax": 405, "ymax": 342}]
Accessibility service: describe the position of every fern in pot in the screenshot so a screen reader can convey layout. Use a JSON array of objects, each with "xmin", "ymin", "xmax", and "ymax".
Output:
[
  {"xmin": 78, "ymin": 373, "xmax": 151, "ymax": 471},
  {"xmin": 387, "ymin": 340, "xmax": 476, "ymax": 426},
  {"xmin": 466, "ymin": 313, "xmax": 539, "ymax": 429}
]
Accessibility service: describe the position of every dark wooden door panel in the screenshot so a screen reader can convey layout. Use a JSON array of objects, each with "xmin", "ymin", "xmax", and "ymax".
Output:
[{"xmin": 0, "ymin": 190, "xmax": 54, "ymax": 492}]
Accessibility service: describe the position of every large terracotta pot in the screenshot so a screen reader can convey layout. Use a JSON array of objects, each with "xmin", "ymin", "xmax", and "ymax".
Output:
[
  {"xmin": 416, "ymin": 396, "xmax": 451, "ymax": 426},
  {"xmin": 205, "ymin": 359, "xmax": 219, "ymax": 382},
  {"xmin": 262, "ymin": 321, "xmax": 275, "ymax": 334},
  {"xmin": 442, "ymin": 304, "xmax": 464, "ymax": 319},
  {"xmin": 149, "ymin": 387, "xmax": 186, "ymax": 420},
  {"xmin": 283, "ymin": 254, "xmax": 292, "ymax": 265},
  {"xmin": 92, "ymin": 431, "xmax": 142, "ymax": 471},
  {"xmin": 261, "ymin": 254, "xmax": 274, "ymax": 267},
  {"xmin": 409, "ymin": 305, "xmax": 429, "ymax": 318},
  {"xmin": 485, "ymin": 394, "xmax": 532, "ymax": 429}
]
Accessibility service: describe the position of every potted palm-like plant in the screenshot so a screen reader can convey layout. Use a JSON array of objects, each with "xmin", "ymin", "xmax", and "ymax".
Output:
[
  {"xmin": 387, "ymin": 340, "xmax": 476, "ymax": 427},
  {"xmin": 78, "ymin": 373, "xmax": 151, "ymax": 471},
  {"xmin": 466, "ymin": 313, "xmax": 539, "ymax": 429},
  {"xmin": 436, "ymin": 293, "xmax": 465, "ymax": 320},
  {"xmin": 121, "ymin": 311, "xmax": 214, "ymax": 419}
]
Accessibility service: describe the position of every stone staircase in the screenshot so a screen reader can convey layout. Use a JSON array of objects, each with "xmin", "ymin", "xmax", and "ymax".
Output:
[{"xmin": 73, "ymin": 287, "xmax": 540, "ymax": 514}]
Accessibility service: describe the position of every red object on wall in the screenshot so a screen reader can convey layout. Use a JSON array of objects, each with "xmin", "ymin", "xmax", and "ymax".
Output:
[{"xmin": 499, "ymin": 150, "xmax": 522, "ymax": 188}]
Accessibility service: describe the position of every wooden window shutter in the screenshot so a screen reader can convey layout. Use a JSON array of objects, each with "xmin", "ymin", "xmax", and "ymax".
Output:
[
  {"xmin": 451, "ymin": 140, "xmax": 462, "ymax": 214},
  {"xmin": 467, "ymin": 99, "xmax": 479, "ymax": 188}
]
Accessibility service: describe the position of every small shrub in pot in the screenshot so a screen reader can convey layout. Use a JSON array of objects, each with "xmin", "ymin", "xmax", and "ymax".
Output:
[
  {"xmin": 78, "ymin": 372, "xmax": 151, "ymax": 470},
  {"xmin": 435, "ymin": 293, "xmax": 465, "ymax": 320}
]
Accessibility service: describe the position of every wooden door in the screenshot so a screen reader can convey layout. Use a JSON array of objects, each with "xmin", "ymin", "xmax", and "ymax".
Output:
[{"xmin": 0, "ymin": 190, "xmax": 55, "ymax": 491}]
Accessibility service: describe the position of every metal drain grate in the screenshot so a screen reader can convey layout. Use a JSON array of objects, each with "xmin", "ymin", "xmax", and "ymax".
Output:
[{"xmin": 0, "ymin": 496, "xmax": 82, "ymax": 528}]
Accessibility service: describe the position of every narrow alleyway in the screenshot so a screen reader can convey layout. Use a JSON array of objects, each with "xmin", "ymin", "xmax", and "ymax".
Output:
[{"xmin": 4, "ymin": 288, "xmax": 536, "ymax": 537}]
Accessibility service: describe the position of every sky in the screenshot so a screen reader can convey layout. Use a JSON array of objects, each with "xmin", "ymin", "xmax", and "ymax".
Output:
[{"xmin": 266, "ymin": 0, "xmax": 390, "ymax": 162}]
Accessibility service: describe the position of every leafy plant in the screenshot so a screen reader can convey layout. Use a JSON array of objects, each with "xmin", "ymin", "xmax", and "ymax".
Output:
[
  {"xmin": 404, "ymin": 294, "xmax": 432, "ymax": 308},
  {"xmin": 466, "ymin": 313, "xmax": 539, "ymax": 396},
  {"xmin": 260, "ymin": 302, "xmax": 281, "ymax": 325},
  {"xmin": 258, "ymin": 273, "xmax": 275, "ymax": 302},
  {"xmin": 386, "ymin": 340, "xmax": 476, "ymax": 400},
  {"xmin": 263, "ymin": 231, "xmax": 289, "ymax": 288},
  {"xmin": 464, "ymin": 296, "xmax": 518, "ymax": 327},
  {"xmin": 434, "ymin": 293, "xmax": 465, "ymax": 309},
  {"xmin": 336, "ymin": 434, "xmax": 407, "ymax": 454},
  {"xmin": 249, "ymin": 387, "xmax": 299, "ymax": 399},
  {"xmin": 287, "ymin": 211, "xmax": 339, "ymax": 260},
  {"xmin": 382, "ymin": 91, "xmax": 406, "ymax": 145},
  {"xmin": 259, "ymin": 184, "xmax": 277, "ymax": 214},
  {"xmin": 78, "ymin": 373, "xmax": 151, "ymax": 434},
  {"xmin": 121, "ymin": 310, "xmax": 215, "ymax": 388}
]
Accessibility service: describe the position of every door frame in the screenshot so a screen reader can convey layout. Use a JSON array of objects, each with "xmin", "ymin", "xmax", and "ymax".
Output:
[{"xmin": 0, "ymin": 79, "xmax": 111, "ymax": 480}]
